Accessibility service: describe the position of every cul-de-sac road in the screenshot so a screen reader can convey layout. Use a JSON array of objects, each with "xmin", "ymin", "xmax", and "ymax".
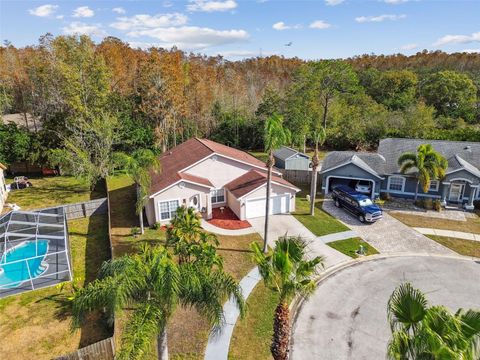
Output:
[{"xmin": 290, "ymin": 255, "xmax": 480, "ymax": 360}]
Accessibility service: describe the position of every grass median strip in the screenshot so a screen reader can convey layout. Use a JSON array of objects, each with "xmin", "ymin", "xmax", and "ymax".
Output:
[
  {"xmin": 327, "ymin": 237, "xmax": 379, "ymax": 258},
  {"xmin": 425, "ymin": 235, "xmax": 480, "ymax": 258},
  {"xmin": 390, "ymin": 212, "xmax": 480, "ymax": 235}
]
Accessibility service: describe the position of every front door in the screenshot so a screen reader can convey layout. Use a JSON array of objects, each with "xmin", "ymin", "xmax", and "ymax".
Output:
[
  {"xmin": 448, "ymin": 183, "xmax": 464, "ymax": 202},
  {"xmin": 189, "ymin": 194, "xmax": 200, "ymax": 211}
]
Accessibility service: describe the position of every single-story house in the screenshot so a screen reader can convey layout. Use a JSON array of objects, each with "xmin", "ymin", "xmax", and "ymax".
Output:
[
  {"xmin": 0, "ymin": 163, "xmax": 7, "ymax": 210},
  {"xmin": 320, "ymin": 138, "xmax": 480, "ymax": 210},
  {"xmin": 273, "ymin": 146, "xmax": 311, "ymax": 170},
  {"xmin": 145, "ymin": 138, "xmax": 300, "ymax": 225}
]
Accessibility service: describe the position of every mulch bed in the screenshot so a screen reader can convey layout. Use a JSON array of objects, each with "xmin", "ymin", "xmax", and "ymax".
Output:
[{"xmin": 207, "ymin": 207, "xmax": 252, "ymax": 230}]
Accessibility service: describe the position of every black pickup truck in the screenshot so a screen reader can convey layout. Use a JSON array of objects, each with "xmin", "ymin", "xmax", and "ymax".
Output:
[{"xmin": 331, "ymin": 185, "xmax": 383, "ymax": 223}]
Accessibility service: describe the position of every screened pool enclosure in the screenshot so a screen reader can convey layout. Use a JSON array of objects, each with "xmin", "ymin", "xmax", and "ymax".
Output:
[{"xmin": 0, "ymin": 207, "xmax": 72, "ymax": 298}]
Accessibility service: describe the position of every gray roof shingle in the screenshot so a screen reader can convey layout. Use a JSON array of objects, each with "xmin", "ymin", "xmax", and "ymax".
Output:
[
  {"xmin": 321, "ymin": 151, "xmax": 386, "ymax": 176},
  {"xmin": 273, "ymin": 146, "xmax": 309, "ymax": 161}
]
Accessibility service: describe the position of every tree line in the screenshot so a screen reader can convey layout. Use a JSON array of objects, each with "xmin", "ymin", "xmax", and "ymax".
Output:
[{"xmin": 1, "ymin": 34, "xmax": 480, "ymax": 185}]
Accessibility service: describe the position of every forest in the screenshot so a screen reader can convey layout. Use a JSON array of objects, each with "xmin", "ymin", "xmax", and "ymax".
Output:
[{"xmin": 1, "ymin": 34, "xmax": 480, "ymax": 184}]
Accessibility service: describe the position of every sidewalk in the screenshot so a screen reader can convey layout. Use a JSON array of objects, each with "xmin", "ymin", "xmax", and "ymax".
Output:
[{"xmin": 414, "ymin": 227, "xmax": 480, "ymax": 242}]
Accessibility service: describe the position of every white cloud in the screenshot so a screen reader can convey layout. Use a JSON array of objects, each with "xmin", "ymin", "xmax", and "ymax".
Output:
[
  {"xmin": 73, "ymin": 6, "xmax": 94, "ymax": 18},
  {"xmin": 63, "ymin": 22, "xmax": 106, "ymax": 37},
  {"xmin": 272, "ymin": 21, "xmax": 301, "ymax": 31},
  {"xmin": 355, "ymin": 14, "xmax": 406, "ymax": 23},
  {"xmin": 110, "ymin": 13, "xmax": 188, "ymax": 31},
  {"xmin": 325, "ymin": 0, "xmax": 344, "ymax": 5},
  {"xmin": 400, "ymin": 43, "xmax": 418, "ymax": 50},
  {"xmin": 127, "ymin": 26, "xmax": 249, "ymax": 50},
  {"xmin": 433, "ymin": 31, "xmax": 480, "ymax": 46},
  {"xmin": 56, "ymin": 14, "xmax": 64, "ymax": 19},
  {"xmin": 187, "ymin": 0, "xmax": 237, "ymax": 12},
  {"xmin": 462, "ymin": 49, "xmax": 480, "ymax": 53},
  {"xmin": 309, "ymin": 20, "xmax": 331, "ymax": 29},
  {"xmin": 28, "ymin": 4, "xmax": 58, "ymax": 17},
  {"xmin": 112, "ymin": 7, "xmax": 126, "ymax": 14}
]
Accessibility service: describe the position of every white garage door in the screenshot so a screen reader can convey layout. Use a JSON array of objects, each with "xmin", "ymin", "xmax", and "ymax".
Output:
[{"xmin": 245, "ymin": 195, "xmax": 290, "ymax": 219}]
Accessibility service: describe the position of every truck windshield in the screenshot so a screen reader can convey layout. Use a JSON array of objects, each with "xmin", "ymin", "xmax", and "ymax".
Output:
[{"xmin": 358, "ymin": 198, "xmax": 373, "ymax": 207}]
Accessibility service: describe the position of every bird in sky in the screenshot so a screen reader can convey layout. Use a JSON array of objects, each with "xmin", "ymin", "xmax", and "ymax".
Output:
[{"xmin": 285, "ymin": 42, "xmax": 292, "ymax": 47}]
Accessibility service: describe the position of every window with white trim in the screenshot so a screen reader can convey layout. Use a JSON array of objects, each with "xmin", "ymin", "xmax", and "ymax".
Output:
[
  {"xmin": 210, "ymin": 189, "xmax": 225, "ymax": 204},
  {"xmin": 388, "ymin": 176, "xmax": 405, "ymax": 192},
  {"xmin": 428, "ymin": 180, "xmax": 439, "ymax": 192},
  {"xmin": 159, "ymin": 200, "xmax": 179, "ymax": 220}
]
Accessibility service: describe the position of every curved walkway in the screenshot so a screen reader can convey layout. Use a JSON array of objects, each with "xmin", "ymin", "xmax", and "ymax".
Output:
[
  {"xmin": 204, "ymin": 216, "xmax": 353, "ymax": 360},
  {"xmin": 200, "ymin": 219, "xmax": 257, "ymax": 236},
  {"xmin": 290, "ymin": 254, "xmax": 480, "ymax": 360},
  {"xmin": 414, "ymin": 227, "xmax": 480, "ymax": 242}
]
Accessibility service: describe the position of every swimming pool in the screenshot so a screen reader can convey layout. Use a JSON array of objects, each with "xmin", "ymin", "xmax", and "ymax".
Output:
[{"xmin": 0, "ymin": 240, "xmax": 49, "ymax": 289}]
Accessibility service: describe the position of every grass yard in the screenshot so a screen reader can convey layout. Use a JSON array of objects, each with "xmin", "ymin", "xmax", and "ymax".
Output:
[
  {"xmin": 293, "ymin": 191, "xmax": 349, "ymax": 236},
  {"xmin": 4, "ymin": 176, "xmax": 104, "ymax": 212},
  {"xmin": 107, "ymin": 174, "xmax": 263, "ymax": 359},
  {"xmin": 0, "ymin": 215, "xmax": 112, "ymax": 359},
  {"xmin": 327, "ymin": 237, "xmax": 379, "ymax": 258},
  {"xmin": 390, "ymin": 212, "xmax": 480, "ymax": 234},
  {"xmin": 425, "ymin": 235, "xmax": 480, "ymax": 258},
  {"xmin": 229, "ymin": 283, "xmax": 278, "ymax": 360}
]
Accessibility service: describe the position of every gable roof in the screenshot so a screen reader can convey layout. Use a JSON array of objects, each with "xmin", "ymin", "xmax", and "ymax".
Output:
[
  {"xmin": 149, "ymin": 138, "xmax": 271, "ymax": 196},
  {"xmin": 273, "ymin": 146, "xmax": 309, "ymax": 161},
  {"xmin": 321, "ymin": 151, "xmax": 386, "ymax": 178},
  {"xmin": 378, "ymin": 138, "xmax": 480, "ymax": 175},
  {"xmin": 447, "ymin": 155, "xmax": 480, "ymax": 178},
  {"xmin": 225, "ymin": 169, "xmax": 299, "ymax": 199}
]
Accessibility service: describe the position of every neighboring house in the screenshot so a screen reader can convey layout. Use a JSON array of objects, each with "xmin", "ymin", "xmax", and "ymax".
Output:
[
  {"xmin": 145, "ymin": 138, "xmax": 300, "ymax": 225},
  {"xmin": 0, "ymin": 163, "xmax": 7, "ymax": 210},
  {"xmin": 321, "ymin": 138, "xmax": 480, "ymax": 210},
  {"xmin": 273, "ymin": 146, "xmax": 311, "ymax": 170}
]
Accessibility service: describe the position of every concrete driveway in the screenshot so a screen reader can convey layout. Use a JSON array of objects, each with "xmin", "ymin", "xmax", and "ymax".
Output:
[
  {"xmin": 248, "ymin": 214, "xmax": 349, "ymax": 267},
  {"xmin": 322, "ymin": 200, "xmax": 454, "ymax": 254},
  {"xmin": 291, "ymin": 255, "xmax": 480, "ymax": 360}
]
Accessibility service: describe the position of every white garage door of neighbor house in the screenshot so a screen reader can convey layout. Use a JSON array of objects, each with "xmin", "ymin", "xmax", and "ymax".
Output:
[{"xmin": 245, "ymin": 194, "xmax": 290, "ymax": 219}]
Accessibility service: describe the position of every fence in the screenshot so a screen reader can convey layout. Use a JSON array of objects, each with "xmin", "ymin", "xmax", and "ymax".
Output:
[
  {"xmin": 280, "ymin": 169, "xmax": 320, "ymax": 185},
  {"xmin": 56, "ymin": 337, "xmax": 115, "ymax": 360},
  {"xmin": 39, "ymin": 198, "xmax": 108, "ymax": 220}
]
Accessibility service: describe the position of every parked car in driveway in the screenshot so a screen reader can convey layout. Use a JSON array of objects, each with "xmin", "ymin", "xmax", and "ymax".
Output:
[
  {"xmin": 354, "ymin": 180, "xmax": 371, "ymax": 194},
  {"xmin": 332, "ymin": 185, "xmax": 382, "ymax": 223}
]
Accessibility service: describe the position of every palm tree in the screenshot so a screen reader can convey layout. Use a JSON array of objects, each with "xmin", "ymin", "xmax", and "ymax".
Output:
[
  {"xmin": 387, "ymin": 282, "xmax": 480, "ymax": 359},
  {"xmin": 397, "ymin": 144, "xmax": 448, "ymax": 201},
  {"xmin": 309, "ymin": 126, "xmax": 326, "ymax": 216},
  {"xmin": 71, "ymin": 244, "xmax": 245, "ymax": 360},
  {"xmin": 167, "ymin": 206, "xmax": 220, "ymax": 266},
  {"xmin": 251, "ymin": 236, "xmax": 324, "ymax": 360},
  {"xmin": 113, "ymin": 149, "xmax": 161, "ymax": 234},
  {"xmin": 263, "ymin": 114, "xmax": 291, "ymax": 253}
]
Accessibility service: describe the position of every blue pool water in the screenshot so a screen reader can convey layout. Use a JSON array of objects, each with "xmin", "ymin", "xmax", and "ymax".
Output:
[{"xmin": 0, "ymin": 240, "xmax": 49, "ymax": 289}]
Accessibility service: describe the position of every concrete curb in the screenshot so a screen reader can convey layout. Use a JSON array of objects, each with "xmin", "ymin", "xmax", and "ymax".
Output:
[{"xmin": 200, "ymin": 219, "xmax": 258, "ymax": 236}]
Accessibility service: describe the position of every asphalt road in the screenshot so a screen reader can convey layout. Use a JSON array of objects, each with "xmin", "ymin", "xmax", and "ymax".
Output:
[{"xmin": 290, "ymin": 256, "xmax": 480, "ymax": 360}]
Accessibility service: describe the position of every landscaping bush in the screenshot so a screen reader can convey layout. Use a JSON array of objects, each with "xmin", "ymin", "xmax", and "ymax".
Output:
[
  {"xmin": 131, "ymin": 226, "xmax": 140, "ymax": 237},
  {"xmin": 433, "ymin": 199, "xmax": 443, "ymax": 212},
  {"xmin": 423, "ymin": 198, "xmax": 434, "ymax": 210},
  {"xmin": 151, "ymin": 222, "xmax": 161, "ymax": 230},
  {"xmin": 414, "ymin": 199, "xmax": 424, "ymax": 208},
  {"xmin": 474, "ymin": 200, "xmax": 480, "ymax": 210},
  {"xmin": 380, "ymin": 192, "xmax": 391, "ymax": 201}
]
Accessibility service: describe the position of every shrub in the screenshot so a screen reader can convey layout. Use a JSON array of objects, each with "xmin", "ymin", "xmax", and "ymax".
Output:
[
  {"xmin": 423, "ymin": 198, "xmax": 434, "ymax": 210},
  {"xmin": 414, "ymin": 199, "xmax": 424, "ymax": 208},
  {"xmin": 433, "ymin": 199, "xmax": 443, "ymax": 212},
  {"xmin": 131, "ymin": 227, "xmax": 140, "ymax": 237},
  {"xmin": 380, "ymin": 192, "xmax": 391, "ymax": 201},
  {"xmin": 151, "ymin": 222, "xmax": 161, "ymax": 230}
]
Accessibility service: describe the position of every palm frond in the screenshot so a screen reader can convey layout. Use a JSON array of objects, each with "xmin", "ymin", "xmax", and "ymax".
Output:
[{"xmin": 387, "ymin": 282, "xmax": 428, "ymax": 333}]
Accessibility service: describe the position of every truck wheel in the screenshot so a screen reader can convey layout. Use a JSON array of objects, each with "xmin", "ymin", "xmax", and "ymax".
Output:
[
  {"xmin": 358, "ymin": 215, "xmax": 365, "ymax": 223},
  {"xmin": 335, "ymin": 199, "xmax": 341, "ymax": 208}
]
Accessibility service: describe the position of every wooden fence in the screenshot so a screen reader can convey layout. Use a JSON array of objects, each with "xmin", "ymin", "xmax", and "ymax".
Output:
[
  {"xmin": 40, "ymin": 198, "xmax": 108, "ymax": 220},
  {"xmin": 280, "ymin": 169, "xmax": 319, "ymax": 185},
  {"xmin": 56, "ymin": 337, "xmax": 115, "ymax": 360}
]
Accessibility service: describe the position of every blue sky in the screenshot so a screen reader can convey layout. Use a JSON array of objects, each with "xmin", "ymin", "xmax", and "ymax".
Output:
[{"xmin": 1, "ymin": 0, "xmax": 479, "ymax": 59}]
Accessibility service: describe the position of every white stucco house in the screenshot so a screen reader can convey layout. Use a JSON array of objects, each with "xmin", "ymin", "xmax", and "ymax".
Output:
[
  {"xmin": 145, "ymin": 138, "xmax": 300, "ymax": 225},
  {"xmin": 0, "ymin": 163, "xmax": 7, "ymax": 210}
]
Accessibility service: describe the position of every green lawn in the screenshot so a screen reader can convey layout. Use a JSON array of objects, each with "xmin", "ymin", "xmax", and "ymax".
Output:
[
  {"xmin": 390, "ymin": 212, "xmax": 480, "ymax": 234},
  {"xmin": 0, "ymin": 215, "xmax": 112, "ymax": 360},
  {"xmin": 426, "ymin": 235, "xmax": 480, "ymax": 258},
  {"xmin": 229, "ymin": 283, "xmax": 278, "ymax": 360},
  {"xmin": 327, "ymin": 237, "xmax": 379, "ymax": 258},
  {"xmin": 4, "ymin": 176, "xmax": 104, "ymax": 212},
  {"xmin": 293, "ymin": 193, "xmax": 349, "ymax": 236}
]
